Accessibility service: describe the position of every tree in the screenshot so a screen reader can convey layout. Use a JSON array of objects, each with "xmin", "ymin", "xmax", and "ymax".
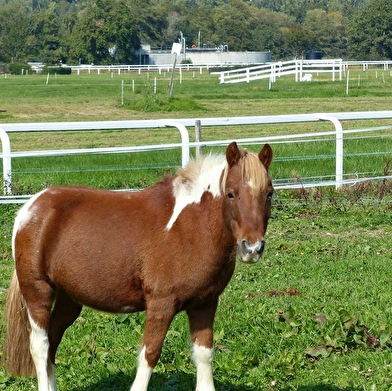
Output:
[
  {"xmin": 213, "ymin": 0, "xmax": 259, "ymax": 51},
  {"xmin": 66, "ymin": 0, "xmax": 140, "ymax": 64},
  {"xmin": 180, "ymin": 5, "xmax": 215, "ymax": 48},
  {"xmin": 250, "ymin": 8, "xmax": 293, "ymax": 57},
  {"xmin": 0, "ymin": 4, "xmax": 33, "ymax": 62},
  {"xmin": 281, "ymin": 25, "xmax": 317, "ymax": 58},
  {"xmin": 348, "ymin": 0, "xmax": 392, "ymax": 60},
  {"xmin": 31, "ymin": 6, "xmax": 62, "ymax": 63},
  {"xmin": 304, "ymin": 9, "xmax": 347, "ymax": 58}
]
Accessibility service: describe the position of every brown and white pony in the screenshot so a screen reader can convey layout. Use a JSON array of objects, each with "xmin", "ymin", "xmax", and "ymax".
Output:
[{"xmin": 2, "ymin": 142, "xmax": 273, "ymax": 391}]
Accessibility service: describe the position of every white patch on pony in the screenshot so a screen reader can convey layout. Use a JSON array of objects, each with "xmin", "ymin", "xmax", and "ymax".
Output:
[
  {"xmin": 192, "ymin": 343, "xmax": 215, "ymax": 391},
  {"xmin": 130, "ymin": 346, "xmax": 153, "ymax": 391},
  {"xmin": 166, "ymin": 155, "xmax": 226, "ymax": 230},
  {"xmin": 28, "ymin": 312, "xmax": 56, "ymax": 391},
  {"xmin": 12, "ymin": 189, "xmax": 47, "ymax": 260}
]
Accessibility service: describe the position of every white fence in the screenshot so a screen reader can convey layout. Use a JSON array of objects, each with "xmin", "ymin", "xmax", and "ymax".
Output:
[
  {"xmin": 68, "ymin": 64, "xmax": 211, "ymax": 76},
  {"xmin": 217, "ymin": 59, "xmax": 344, "ymax": 84},
  {"xmin": 65, "ymin": 60, "xmax": 392, "ymax": 78},
  {"xmin": 1, "ymin": 111, "xmax": 392, "ymax": 203}
]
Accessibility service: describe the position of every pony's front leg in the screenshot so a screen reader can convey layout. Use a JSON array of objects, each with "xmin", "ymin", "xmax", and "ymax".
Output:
[
  {"xmin": 186, "ymin": 299, "xmax": 218, "ymax": 391},
  {"xmin": 130, "ymin": 300, "xmax": 176, "ymax": 391}
]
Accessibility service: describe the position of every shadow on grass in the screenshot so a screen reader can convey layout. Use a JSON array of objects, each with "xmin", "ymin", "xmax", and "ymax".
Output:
[
  {"xmin": 68, "ymin": 371, "xmax": 263, "ymax": 391},
  {"xmin": 67, "ymin": 371, "xmax": 364, "ymax": 391},
  {"xmin": 281, "ymin": 386, "xmax": 363, "ymax": 391}
]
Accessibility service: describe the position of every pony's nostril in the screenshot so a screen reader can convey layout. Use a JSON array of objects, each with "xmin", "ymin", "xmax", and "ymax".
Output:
[
  {"xmin": 257, "ymin": 240, "xmax": 265, "ymax": 254},
  {"xmin": 241, "ymin": 239, "xmax": 265, "ymax": 254},
  {"xmin": 240, "ymin": 239, "xmax": 250, "ymax": 253}
]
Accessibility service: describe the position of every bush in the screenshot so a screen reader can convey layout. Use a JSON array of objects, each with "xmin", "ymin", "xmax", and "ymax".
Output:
[
  {"xmin": 8, "ymin": 63, "xmax": 31, "ymax": 75},
  {"xmin": 44, "ymin": 66, "xmax": 72, "ymax": 75},
  {"xmin": 0, "ymin": 64, "xmax": 9, "ymax": 74}
]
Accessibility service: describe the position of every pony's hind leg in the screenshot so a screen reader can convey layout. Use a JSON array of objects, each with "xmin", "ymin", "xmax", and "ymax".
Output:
[
  {"xmin": 28, "ymin": 312, "xmax": 54, "ymax": 391},
  {"xmin": 27, "ymin": 289, "xmax": 82, "ymax": 391},
  {"xmin": 186, "ymin": 300, "xmax": 218, "ymax": 391},
  {"xmin": 23, "ymin": 281, "xmax": 56, "ymax": 391}
]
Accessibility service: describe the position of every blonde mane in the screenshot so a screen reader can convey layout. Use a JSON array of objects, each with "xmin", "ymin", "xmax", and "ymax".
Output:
[
  {"xmin": 176, "ymin": 148, "xmax": 269, "ymax": 195},
  {"xmin": 166, "ymin": 148, "xmax": 269, "ymax": 230}
]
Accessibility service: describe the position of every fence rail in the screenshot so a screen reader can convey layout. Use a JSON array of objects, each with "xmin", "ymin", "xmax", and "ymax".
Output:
[
  {"xmin": 216, "ymin": 59, "xmax": 392, "ymax": 84},
  {"xmin": 63, "ymin": 60, "xmax": 392, "ymax": 77},
  {"xmin": 217, "ymin": 59, "xmax": 344, "ymax": 84},
  {"xmin": 1, "ymin": 111, "xmax": 392, "ymax": 203}
]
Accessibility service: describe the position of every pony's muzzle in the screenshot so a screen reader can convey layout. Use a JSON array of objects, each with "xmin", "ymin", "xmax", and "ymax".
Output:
[{"xmin": 237, "ymin": 239, "xmax": 265, "ymax": 264}]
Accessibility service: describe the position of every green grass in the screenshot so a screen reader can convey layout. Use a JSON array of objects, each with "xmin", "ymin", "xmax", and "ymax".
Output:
[
  {"xmin": 5, "ymin": 133, "xmax": 392, "ymax": 195},
  {"xmin": 0, "ymin": 200, "xmax": 391, "ymax": 390},
  {"xmin": 0, "ymin": 67, "xmax": 392, "ymax": 390},
  {"xmin": 9, "ymin": 150, "xmax": 180, "ymax": 194},
  {"xmin": 1, "ymin": 68, "xmax": 392, "ymax": 123},
  {"xmin": 1, "ymin": 68, "xmax": 391, "ymax": 195}
]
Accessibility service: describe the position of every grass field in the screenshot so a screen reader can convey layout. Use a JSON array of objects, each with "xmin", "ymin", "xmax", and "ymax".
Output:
[
  {"xmin": 2, "ymin": 68, "xmax": 392, "ymax": 194},
  {"xmin": 0, "ymin": 68, "xmax": 392, "ymax": 390}
]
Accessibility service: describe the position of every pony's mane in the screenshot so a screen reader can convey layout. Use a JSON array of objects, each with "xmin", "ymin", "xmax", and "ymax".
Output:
[
  {"xmin": 175, "ymin": 153, "xmax": 227, "ymax": 198},
  {"xmin": 176, "ymin": 148, "xmax": 269, "ymax": 196}
]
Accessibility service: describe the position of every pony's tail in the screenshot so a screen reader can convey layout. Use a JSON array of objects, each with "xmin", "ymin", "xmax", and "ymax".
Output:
[{"xmin": 2, "ymin": 271, "xmax": 35, "ymax": 377}]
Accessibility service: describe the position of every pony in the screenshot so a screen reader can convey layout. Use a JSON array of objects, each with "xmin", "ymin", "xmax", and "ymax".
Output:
[{"xmin": 2, "ymin": 142, "xmax": 273, "ymax": 391}]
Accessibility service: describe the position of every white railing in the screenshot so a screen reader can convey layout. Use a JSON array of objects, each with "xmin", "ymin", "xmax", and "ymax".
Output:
[
  {"xmin": 68, "ymin": 64, "xmax": 213, "ymax": 75},
  {"xmin": 1, "ymin": 111, "xmax": 392, "ymax": 203},
  {"xmin": 66, "ymin": 60, "xmax": 392, "ymax": 76},
  {"xmin": 217, "ymin": 59, "xmax": 343, "ymax": 84}
]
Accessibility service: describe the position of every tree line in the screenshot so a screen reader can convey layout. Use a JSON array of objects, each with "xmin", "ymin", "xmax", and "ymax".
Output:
[{"xmin": 0, "ymin": 0, "xmax": 390, "ymax": 66}]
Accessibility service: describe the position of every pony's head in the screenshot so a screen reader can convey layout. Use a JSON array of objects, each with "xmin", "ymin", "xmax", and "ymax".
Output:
[{"xmin": 223, "ymin": 142, "xmax": 273, "ymax": 264}]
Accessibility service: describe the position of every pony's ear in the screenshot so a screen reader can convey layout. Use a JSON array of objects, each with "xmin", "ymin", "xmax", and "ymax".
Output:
[
  {"xmin": 226, "ymin": 142, "xmax": 242, "ymax": 168},
  {"xmin": 259, "ymin": 144, "xmax": 273, "ymax": 171}
]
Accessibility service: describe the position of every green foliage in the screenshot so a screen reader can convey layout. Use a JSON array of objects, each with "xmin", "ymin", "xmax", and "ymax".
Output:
[
  {"xmin": 123, "ymin": 94, "xmax": 206, "ymax": 113},
  {"xmin": 0, "ymin": 4, "xmax": 32, "ymax": 62},
  {"xmin": 1, "ymin": 196, "xmax": 392, "ymax": 390},
  {"xmin": 0, "ymin": 0, "xmax": 376, "ymax": 66},
  {"xmin": 45, "ymin": 66, "xmax": 72, "ymax": 75},
  {"xmin": 0, "ymin": 63, "xmax": 9, "ymax": 73},
  {"xmin": 8, "ymin": 63, "xmax": 31, "ymax": 75},
  {"xmin": 348, "ymin": 0, "xmax": 392, "ymax": 60},
  {"xmin": 31, "ymin": 8, "xmax": 62, "ymax": 64},
  {"xmin": 66, "ymin": 0, "xmax": 140, "ymax": 65}
]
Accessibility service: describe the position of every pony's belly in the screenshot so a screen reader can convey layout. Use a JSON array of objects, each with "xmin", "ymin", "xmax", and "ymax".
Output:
[
  {"xmin": 55, "ymin": 280, "xmax": 147, "ymax": 314},
  {"xmin": 78, "ymin": 295, "xmax": 146, "ymax": 314}
]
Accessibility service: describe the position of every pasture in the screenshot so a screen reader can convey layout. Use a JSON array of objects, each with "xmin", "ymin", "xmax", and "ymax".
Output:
[{"xmin": 1, "ymin": 68, "xmax": 392, "ymax": 390}]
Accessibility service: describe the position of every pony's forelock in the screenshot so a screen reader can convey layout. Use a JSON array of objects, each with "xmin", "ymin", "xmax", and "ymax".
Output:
[{"xmin": 220, "ymin": 149, "xmax": 269, "ymax": 196}]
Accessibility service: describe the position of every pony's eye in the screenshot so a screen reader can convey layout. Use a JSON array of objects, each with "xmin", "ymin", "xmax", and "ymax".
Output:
[
  {"xmin": 266, "ymin": 191, "xmax": 274, "ymax": 202},
  {"xmin": 227, "ymin": 192, "xmax": 235, "ymax": 199}
]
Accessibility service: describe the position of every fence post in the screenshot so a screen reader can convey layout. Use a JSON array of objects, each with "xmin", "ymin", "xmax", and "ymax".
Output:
[
  {"xmin": 162, "ymin": 120, "xmax": 190, "ymax": 167},
  {"xmin": 0, "ymin": 128, "xmax": 12, "ymax": 195},
  {"xmin": 317, "ymin": 114, "xmax": 343, "ymax": 189},
  {"xmin": 195, "ymin": 120, "xmax": 202, "ymax": 160}
]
